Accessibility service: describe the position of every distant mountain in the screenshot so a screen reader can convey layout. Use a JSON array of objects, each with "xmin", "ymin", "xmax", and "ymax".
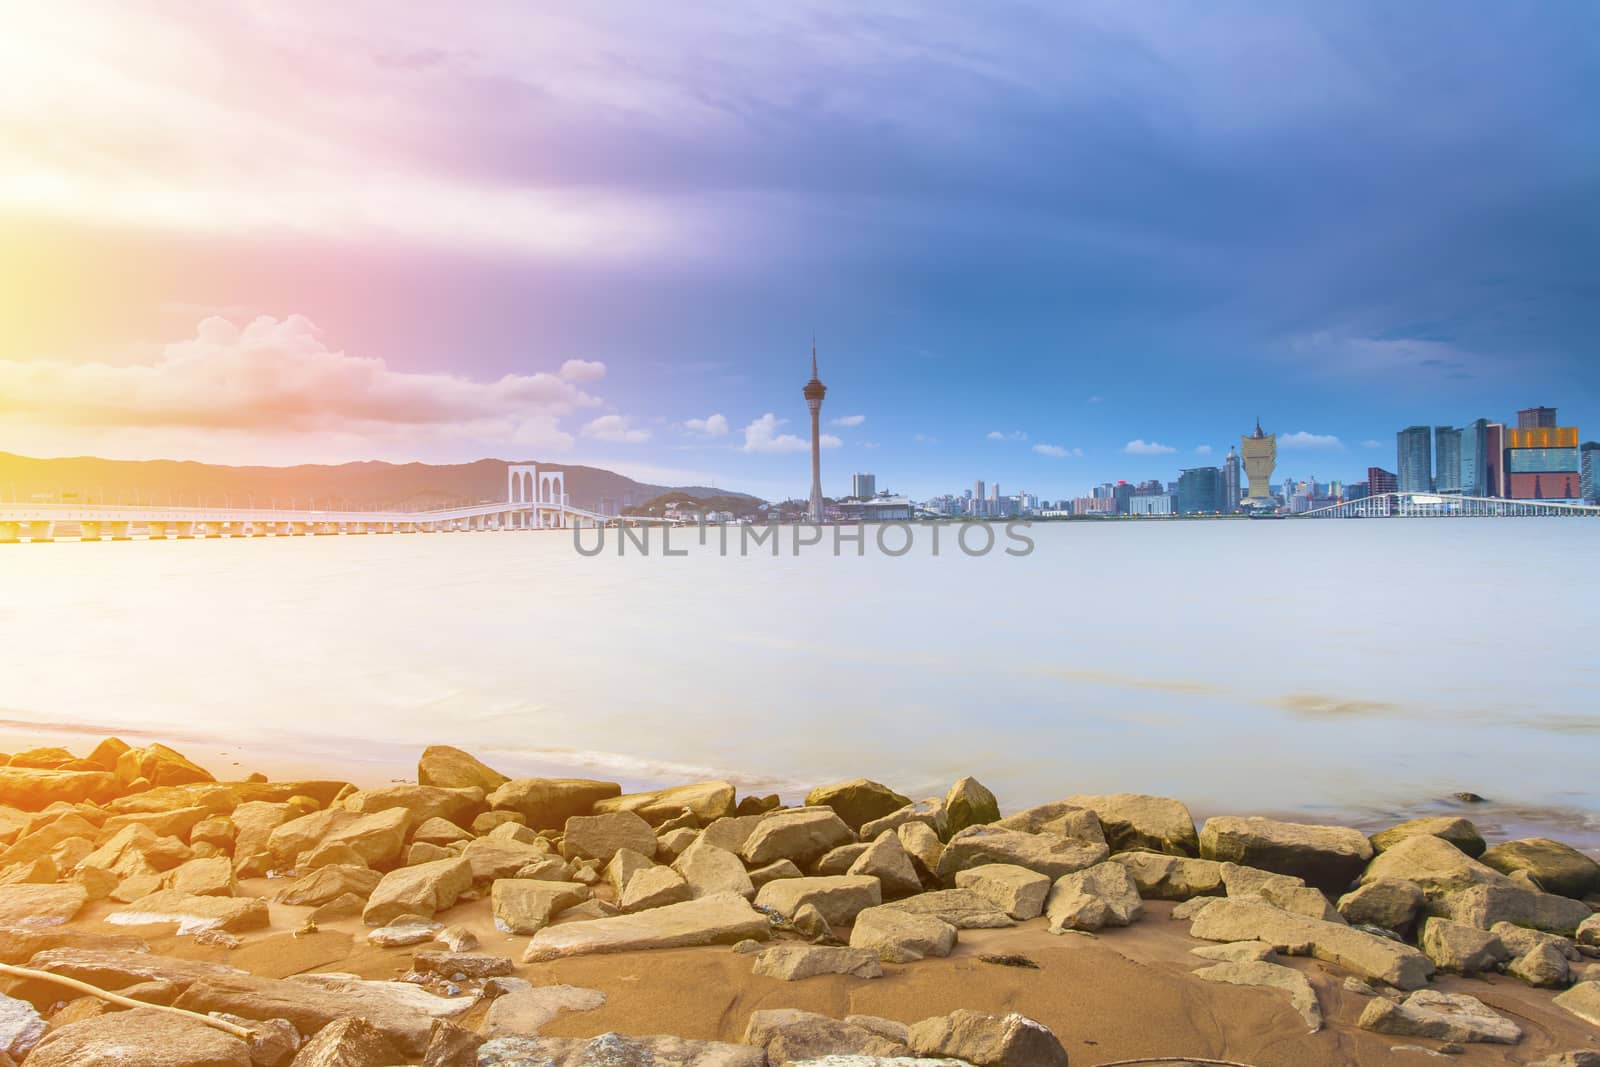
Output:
[{"xmin": 0, "ymin": 452, "xmax": 756, "ymax": 513}]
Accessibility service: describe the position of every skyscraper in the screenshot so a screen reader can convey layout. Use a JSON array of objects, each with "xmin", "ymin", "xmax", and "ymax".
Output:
[
  {"xmin": 803, "ymin": 340, "xmax": 827, "ymax": 522},
  {"xmin": 1581, "ymin": 442, "xmax": 1600, "ymax": 503},
  {"xmin": 1396, "ymin": 426, "xmax": 1433, "ymax": 493},
  {"xmin": 1505, "ymin": 421, "xmax": 1581, "ymax": 500},
  {"xmin": 1176, "ymin": 467, "xmax": 1222, "ymax": 514},
  {"xmin": 1221, "ymin": 447, "xmax": 1241, "ymax": 512},
  {"xmin": 851, "ymin": 473, "xmax": 876, "ymax": 500},
  {"xmin": 1434, "ymin": 426, "xmax": 1462, "ymax": 493},
  {"xmin": 1460, "ymin": 418, "xmax": 1490, "ymax": 497},
  {"xmin": 973, "ymin": 480, "xmax": 985, "ymax": 516},
  {"xmin": 1518, "ymin": 406, "xmax": 1558, "ymax": 430},
  {"xmin": 1240, "ymin": 419, "xmax": 1276, "ymax": 502},
  {"xmin": 1368, "ymin": 467, "xmax": 1397, "ymax": 495}
]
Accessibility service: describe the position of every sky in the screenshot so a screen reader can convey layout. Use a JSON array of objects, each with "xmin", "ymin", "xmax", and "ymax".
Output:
[{"xmin": 1, "ymin": 1, "xmax": 1596, "ymax": 501}]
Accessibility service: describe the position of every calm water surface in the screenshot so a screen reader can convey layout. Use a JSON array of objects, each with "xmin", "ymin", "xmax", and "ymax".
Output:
[{"xmin": 1, "ymin": 521, "xmax": 1595, "ymax": 844}]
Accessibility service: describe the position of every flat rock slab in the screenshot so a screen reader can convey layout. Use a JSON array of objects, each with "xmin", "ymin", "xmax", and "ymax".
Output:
[
  {"xmin": 935, "ymin": 825, "xmax": 1109, "ymax": 883},
  {"xmin": 522, "ymin": 891, "xmax": 771, "ymax": 961},
  {"xmin": 484, "ymin": 984, "xmax": 606, "ymax": 1037},
  {"xmin": 24, "ymin": 948, "xmax": 245, "ymax": 992},
  {"xmin": 24, "ymin": 1006, "xmax": 252, "ymax": 1067},
  {"xmin": 0, "ymin": 883, "xmax": 88, "ymax": 927},
  {"xmin": 481, "ymin": 1033, "xmax": 764, "ymax": 1066},
  {"xmin": 106, "ymin": 889, "xmax": 268, "ymax": 935},
  {"xmin": 1189, "ymin": 898, "xmax": 1433, "ymax": 990},
  {"xmin": 755, "ymin": 875, "xmax": 882, "ymax": 928},
  {"xmin": 1193, "ymin": 960, "xmax": 1322, "ymax": 1032},
  {"xmin": 1199, "ymin": 816, "xmax": 1372, "ymax": 894},
  {"xmin": 1359, "ymin": 989, "xmax": 1522, "ymax": 1044},
  {"xmin": 881, "ymin": 889, "xmax": 1013, "ymax": 929},
  {"xmin": 753, "ymin": 944, "xmax": 883, "ymax": 981},
  {"xmin": 0, "ymin": 991, "xmax": 44, "ymax": 1060},
  {"xmin": 1554, "ymin": 981, "xmax": 1600, "ymax": 1027}
]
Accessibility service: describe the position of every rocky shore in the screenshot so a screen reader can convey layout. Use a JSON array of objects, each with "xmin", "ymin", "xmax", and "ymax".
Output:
[{"xmin": 1, "ymin": 740, "xmax": 1599, "ymax": 1066}]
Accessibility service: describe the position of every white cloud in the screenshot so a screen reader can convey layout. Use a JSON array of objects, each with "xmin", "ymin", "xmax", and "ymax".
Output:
[
  {"xmin": 830, "ymin": 414, "xmax": 866, "ymax": 427},
  {"xmin": 581, "ymin": 414, "xmax": 650, "ymax": 444},
  {"xmin": 1033, "ymin": 443, "xmax": 1081, "ymax": 458},
  {"xmin": 684, "ymin": 413, "xmax": 729, "ymax": 437},
  {"xmin": 913, "ymin": 434, "xmax": 938, "ymax": 445},
  {"xmin": 1194, "ymin": 444, "xmax": 1213, "ymax": 455},
  {"xmin": 987, "ymin": 430, "xmax": 1028, "ymax": 441},
  {"xmin": 560, "ymin": 359, "xmax": 607, "ymax": 384},
  {"xmin": 1279, "ymin": 431, "xmax": 1345, "ymax": 451},
  {"xmin": 1123, "ymin": 439, "xmax": 1175, "ymax": 455},
  {"xmin": 741, "ymin": 413, "xmax": 840, "ymax": 454},
  {"xmin": 1361, "ymin": 439, "xmax": 1384, "ymax": 449}
]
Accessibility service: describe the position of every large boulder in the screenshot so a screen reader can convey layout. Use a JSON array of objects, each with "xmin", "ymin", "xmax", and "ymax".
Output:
[
  {"xmin": 804, "ymin": 779, "xmax": 912, "ymax": 832},
  {"xmin": 276, "ymin": 864, "xmax": 383, "ymax": 906},
  {"xmin": 1420, "ymin": 917, "xmax": 1512, "ymax": 974},
  {"xmin": 22, "ymin": 948, "xmax": 244, "ymax": 993},
  {"xmin": 849, "ymin": 905, "xmax": 958, "ymax": 962},
  {"xmin": 1479, "ymin": 838, "xmax": 1600, "ymax": 899},
  {"xmin": 0, "ymin": 768, "xmax": 119, "ymax": 810},
  {"xmin": 522, "ymin": 891, "xmax": 770, "ymax": 961},
  {"xmin": 846, "ymin": 832, "xmax": 923, "ymax": 898},
  {"xmin": 1337, "ymin": 877, "xmax": 1424, "ymax": 932},
  {"xmin": 1369, "ymin": 815, "xmax": 1486, "ymax": 857},
  {"xmin": 486, "ymin": 778, "xmax": 621, "ymax": 831},
  {"xmin": 1199, "ymin": 816, "xmax": 1372, "ymax": 894},
  {"xmin": 561, "ymin": 811, "xmax": 658, "ymax": 865},
  {"xmin": 699, "ymin": 815, "xmax": 767, "ymax": 855},
  {"xmin": 1436, "ymin": 883, "xmax": 1592, "ymax": 935},
  {"xmin": 943, "ymin": 776, "xmax": 999, "ymax": 838},
  {"xmin": 491, "ymin": 879, "xmax": 589, "ymax": 935},
  {"xmin": 743, "ymin": 1009, "xmax": 909, "ymax": 1062},
  {"xmin": 1358, "ymin": 990, "xmax": 1522, "ymax": 1044},
  {"xmin": 1110, "ymin": 852, "xmax": 1225, "ymax": 901},
  {"xmin": 362, "ymin": 857, "xmax": 472, "ymax": 925},
  {"xmin": 1361, "ymin": 833, "xmax": 1510, "ymax": 898},
  {"xmin": 106, "ymin": 890, "xmax": 268, "ymax": 934},
  {"xmin": 341, "ymin": 785, "xmax": 482, "ymax": 829},
  {"xmin": 481, "ymin": 1034, "xmax": 763, "ymax": 1066},
  {"xmin": 1554, "ymin": 982, "xmax": 1600, "ymax": 1027},
  {"xmin": 621, "ymin": 866, "xmax": 692, "ymax": 912},
  {"xmin": 1065, "ymin": 793, "xmax": 1198, "ymax": 856},
  {"xmin": 24, "ymin": 1007, "xmax": 251, "ymax": 1067},
  {"xmin": 672, "ymin": 838, "xmax": 755, "ymax": 900},
  {"xmin": 1044, "ymin": 861, "xmax": 1143, "ymax": 931},
  {"xmin": 755, "ymin": 875, "xmax": 882, "ymax": 927},
  {"xmin": 418, "ymin": 745, "xmax": 509, "ymax": 792},
  {"xmin": 592, "ymin": 781, "xmax": 736, "ymax": 827},
  {"xmin": 1190, "ymin": 898, "xmax": 1433, "ymax": 990},
  {"xmin": 935, "ymin": 825, "xmax": 1108, "ymax": 883},
  {"xmin": 1194, "ymin": 960, "xmax": 1323, "ymax": 1032},
  {"xmin": 954, "ymin": 863, "xmax": 1052, "ymax": 920},
  {"xmin": 908, "ymin": 1009, "xmax": 1070, "ymax": 1067},
  {"xmin": 0, "ymin": 990, "xmax": 43, "ymax": 1060},
  {"xmin": 0, "ymin": 880, "xmax": 87, "ymax": 927},
  {"xmin": 115, "ymin": 744, "xmax": 214, "ymax": 788},
  {"xmin": 741, "ymin": 809, "xmax": 855, "ymax": 868},
  {"xmin": 289, "ymin": 1016, "xmax": 402, "ymax": 1067},
  {"xmin": 752, "ymin": 944, "xmax": 882, "ymax": 981}
]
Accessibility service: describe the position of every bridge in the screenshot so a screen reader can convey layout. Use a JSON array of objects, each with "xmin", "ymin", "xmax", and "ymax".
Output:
[
  {"xmin": 1298, "ymin": 492, "xmax": 1600, "ymax": 519},
  {"xmin": 0, "ymin": 464, "xmax": 673, "ymax": 542}
]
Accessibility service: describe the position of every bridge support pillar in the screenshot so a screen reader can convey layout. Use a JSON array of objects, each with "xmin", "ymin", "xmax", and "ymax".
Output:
[
  {"xmin": 109, "ymin": 522, "xmax": 132, "ymax": 540},
  {"xmin": 80, "ymin": 521, "xmax": 102, "ymax": 542},
  {"xmin": 147, "ymin": 521, "xmax": 169, "ymax": 539},
  {"xmin": 0, "ymin": 522, "xmax": 18, "ymax": 543},
  {"xmin": 27, "ymin": 521, "xmax": 53, "ymax": 542},
  {"xmin": 174, "ymin": 522, "xmax": 195, "ymax": 539}
]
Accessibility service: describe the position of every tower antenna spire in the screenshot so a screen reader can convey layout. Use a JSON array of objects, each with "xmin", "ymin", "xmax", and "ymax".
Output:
[{"xmin": 811, "ymin": 333, "xmax": 818, "ymax": 378}]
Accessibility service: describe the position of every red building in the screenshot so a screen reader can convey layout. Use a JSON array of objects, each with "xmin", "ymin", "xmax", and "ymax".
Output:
[{"xmin": 1367, "ymin": 467, "xmax": 1398, "ymax": 495}]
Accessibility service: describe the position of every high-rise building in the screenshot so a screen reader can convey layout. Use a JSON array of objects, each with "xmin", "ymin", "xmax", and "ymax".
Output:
[
  {"xmin": 1518, "ymin": 406, "xmax": 1558, "ymax": 430},
  {"xmin": 973, "ymin": 480, "xmax": 985, "ymax": 516},
  {"xmin": 1396, "ymin": 426, "xmax": 1433, "ymax": 493},
  {"xmin": 1434, "ymin": 426, "xmax": 1462, "ymax": 493},
  {"xmin": 1581, "ymin": 442, "xmax": 1600, "ymax": 503},
  {"xmin": 1505, "ymin": 423, "xmax": 1582, "ymax": 499},
  {"xmin": 1112, "ymin": 481, "xmax": 1133, "ymax": 515},
  {"xmin": 1240, "ymin": 420, "xmax": 1276, "ymax": 501},
  {"xmin": 1221, "ymin": 447, "xmax": 1241, "ymax": 512},
  {"xmin": 1483, "ymin": 422, "xmax": 1505, "ymax": 497},
  {"xmin": 803, "ymin": 341, "xmax": 827, "ymax": 521},
  {"xmin": 851, "ymin": 473, "xmax": 876, "ymax": 500},
  {"xmin": 1460, "ymin": 419, "xmax": 1491, "ymax": 497},
  {"xmin": 1368, "ymin": 467, "xmax": 1398, "ymax": 495},
  {"xmin": 1176, "ymin": 467, "xmax": 1222, "ymax": 514}
]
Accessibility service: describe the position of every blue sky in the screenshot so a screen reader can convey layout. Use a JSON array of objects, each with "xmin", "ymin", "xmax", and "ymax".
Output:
[{"xmin": 4, "ymin": 2, "xmax": 1596, "ymax": 500}]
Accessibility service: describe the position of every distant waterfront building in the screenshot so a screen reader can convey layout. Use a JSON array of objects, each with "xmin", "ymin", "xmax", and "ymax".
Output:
[
  {"xmin": 1434, "ymin": 426, "xmax": 1462, "ymax": 493},
  {"xmin": 1483, "ymin": 422, "xmax": 1506, "ymax": 497},
  {"xmin": 1460, "ymin": 419, "xmax": 1491, "ymax": 497},
  {"xmin": 1112, "ymin": 481, "xmax": 1133, "ymax": 515},
  {"xmin": 1581, "ymin": 442, "xmax": 1600, "ymax": 502},
  {"xmin": 803, "ymin": 341, "xmax": 828, "ymax": 522},
  {"xmin": 1505, "ymin": 420, "xmax": 1582, "ymax": 500},
  {"xmin": 1240, "ymin": 420, "xmax": 1276, "ymax": 502},
  {"xmin": 1072, "ymin": 496, "xmax": 1115, "ymax": 515},
  {"xmin": 831, "ymin": 495, "xmax": 913, "ymax": 521},
  {"xmin": 1128, "ymin": 494, "xmax": 1173, "ymax": 516},
  {"xmin": 1347, "ymin": 481, "xmax": 1370, "ymax": 501},
  {"xmin": 1176, "ymin": 466, "xmax": 1222, "ymax": 514},
  {"xmin": 1518, "ymin": 406, "xmax": 1558, "ymax": 430},
  {"xmin": 1221, "ymin": 447, "xmax": 1241, "ymax": 512},
  {"xmin": 851, "ymin": 473, "xmax": 876, "ymax": 500},
  {"xmin": 1368, "ymin": 467, "xmax": 1398, "ymax": 495},
  {"xmin": 1396, "ymin": 426, "xmax": 1433, "ymax": 493}
]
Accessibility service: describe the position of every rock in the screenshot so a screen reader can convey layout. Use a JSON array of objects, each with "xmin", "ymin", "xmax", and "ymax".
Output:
[
  {"xmin": 190, "ymin": 817, "xmax": 235, "ymax": 848},
  {"xmin": 744, "ymin": 1009, "xmax": 910, "ymax": 1062},
  {"xmin": 882, "ymin": 888, "xmax": 1014, "ymax": 928},
  {"xmin": 522, "ymin": 891, "xmax": 770, "ymax": 961},
  {"xmin": 413, "ymin": 949, "xmax": 514, "ymax": 979},
  {"xmin": 0, "ymin": 768, "xmax": 120, "ymax": 812},
  {"xmin": 100, "ymin": 804, "xmax": 214, "ymax": 841},
  {"xmin": 755, "ymin": 875, "xmax": 882, "ymax": 927},
  {"xmin": 368, "ymin": 916, "xmax": 442, "ymax": 947},
  {"xmin": 1492, "ymin": 921, "xmax": 1579, "ymax": 960},
  {"xmin": 908, "ymin": 1008, "xmax": 1069, "ymax": 1067},
  {"xmin": 656, "ymin": 827, "xmax": 697, "ymax": 860},
  {"xmin": 1221, "ymin": 864, "xmax": 1341, "ymax": 923},
  {"xmin": 0, "ymin": 992, "xmax": 43, "ymax": 1060},
  {"xmin": 792, "ymin": 902, "xmax": 834, "ymax": 940},
  {"xmin": 482, "ymin": 1033, "xmax": 763, "ymax": 1067},
  {"xmin": 700, "ymin": 814, "xmax": 768, "ymax": 855},
  {"xmin": 421, "ymin": 1020, "xmax": 483, "ymax": 1067},
  {"xmin": 593, "ymin": 781, "xmax": 737, "ymax": 826},
  {"xmin": 229, "ymin": 802, "xmax": 291, "ymax": 877},
  {"xmin": 1110, "ymin": 852, "xmax": 1225, "ymax": 901},
  {"xmin": 742, "ymin": 809, "xmax": 856, "ymax": 867},
  {"xmin": 1576, "ymin": 913, "xmax": 1600, "ymax": 947},
  {"xmin": 850, "ymin": 905, "xmax": 958, "ymax": 962},
  {"xmin": 342, "ymin": 785, "xmax": 482, "ymax": 830},
  {"xmin": 1191, "ymin": 940, "xmax": 1278, "ymax": 962},
  {"xmin": 1194, "ymin": 960, "xmax": 1322, "ymax": 1031},
  {"xmin": 1529, "ymin": 1054, "xmax": 1600, "ymax": 1067},
  {"xmin": 115, "ymin": 744, "xmax": 215, "ymax": 788},
  {"xmin": 1507, "ymin": 941, "xmax": 1570, "ymax": 987},
  {"xmin": 1044, "ymin": 860, "xmax": 1143, "ymax": 932},
  {"xmin": 81, "ymin": 824, "xmax": 192, "ymax": 879},
  {"xmin": 107, "ymin": 890, "xmax": 268, "ymax": 934},
  {"xmin": 621, "ymin": 865, "xmax": 693, "ymax": 911},
  {"xmin": 168, "ymin": 856, "xmax": 238, "ymax": 897},
  {"xmin": 1358, "ymin": 989, "xmax": 1522, "ymax": 1044},
  {"xmin": 1199, "ymin": 816, "xmax": 1372, "ymax": 893},
  {"xmin": 362, "ymin": 857, "xmax": 472, "ymax": 925},
  {"xmin": 309, "ymin": 893, "xmax": 366, "ymax": 922},
  {"xmin": 491, "ymin": 879, "xmax": 589, "ymax": 934},
  {"xmin": 896, "ymin": 821, "xmax": 944, "ymax": 881},
  {"xmin": 418, "ymin": 745, "xmax": 509, "ymax": 793},
  {"xmin": 954, "ymin": 863, "xmax": 1052, "ymax": 920},
  {"xmin": 1338, "ymin": 878, "xmax": 1425, "ymax": 932},
  {"xmin": 814, "ymin": 843, "xmax": 871, "ymax": 875},
  {"xmin": 1554, "ymin": 982, "xmax": 1600, "ymax": 1026},
  {"xmin": 943, "ymin": 776, "xmax": 1000, "ymax": 838},
  {"xmin": 472, "ymin": 810, "xmax": 525, "ymax": 835},
  {"xmin": 288, "ymin": 1017, "xmax": 402, "ymax": 1067},
  {"xmin": 308, "ymin": 807, "xmax": 412, "ymax": 869},
  {"xmin": 1437, "ymin": 883, "xmax": 1592, "ymax": 935},
  {"xmin": 1065, "ymin": 793, "xmax": 1199, "ymax": 856},
  {"xmin": 936, "ymin": 825, "xmax": 1109, "ymax": 883},
  {"xmin": 605, "ymin": 847, "xmax": 657, "ymax": 895},
  {"xmin": 561, "ymin": 811, "xmax": 658, "ymax": 865},
  {"xmin": 1420, "ymin": 917, "xmax": 1510, "ymax": 974},
  {"xmin": 753, "ymin": 943, "xmax": 883, "ymax": 980},
  {"xmin": 483, "ymin": 984, "xmax": 606, "ymax": 1038},
  {"xmin": 25, "ymin": 1007, "xmax": 251, "ymax": 1067},
  {"xmin": 1480, "ymin": 838, "xmax": 1600, "ymax": 899},
  {"xmin": 23, "ymin": 948, "xmax": 243, "ymax": 993},
  {"xmin": 1360, "ymin": 833, "xmax": 1509, "ymax": 898},
  {"xmin": 805, "ymin": 779, "xmax": 912, "ymax": 832},
  {"xmin": 861, "ymin": 798, "xmax": 946, "ymax": 840},
  {"xmin": 460, "ymin": 837, "xmax": 549, "ymax": 882},
  {"xmin": 1370, "ymin": 816, "xmax": 1487, "ymax": 857},
  {"xmin": 412, "ymin": 817, "xmax": 472, "ymax": 846},
  {"xmin": 749, "ymin": 859, "xmax": 804, "ymax": 888},
  {"xmin": 407, "ymin": 842, "xmax": 454, "ymax": 866},
  {"xmin": 0, "ymin": 883, "xmax": 87, "ymax": 926},
  {"xmin": 1190, "ymin": 898, "xmax": 1433, "ymax": 990},
  {"xmin": 486, "ymin": 778, "xmax": 621, "ymax": 831},
  {"xmin": 673, "ymin": 838, "xmax": 755, "ymax": 899},
  {"xmin": 992, "ymin": 800, "xmax": 1100, "ymax": 839},
  {"xmin": 847, "ymin": 833, "xmax": 923, "ymax": 898}
]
